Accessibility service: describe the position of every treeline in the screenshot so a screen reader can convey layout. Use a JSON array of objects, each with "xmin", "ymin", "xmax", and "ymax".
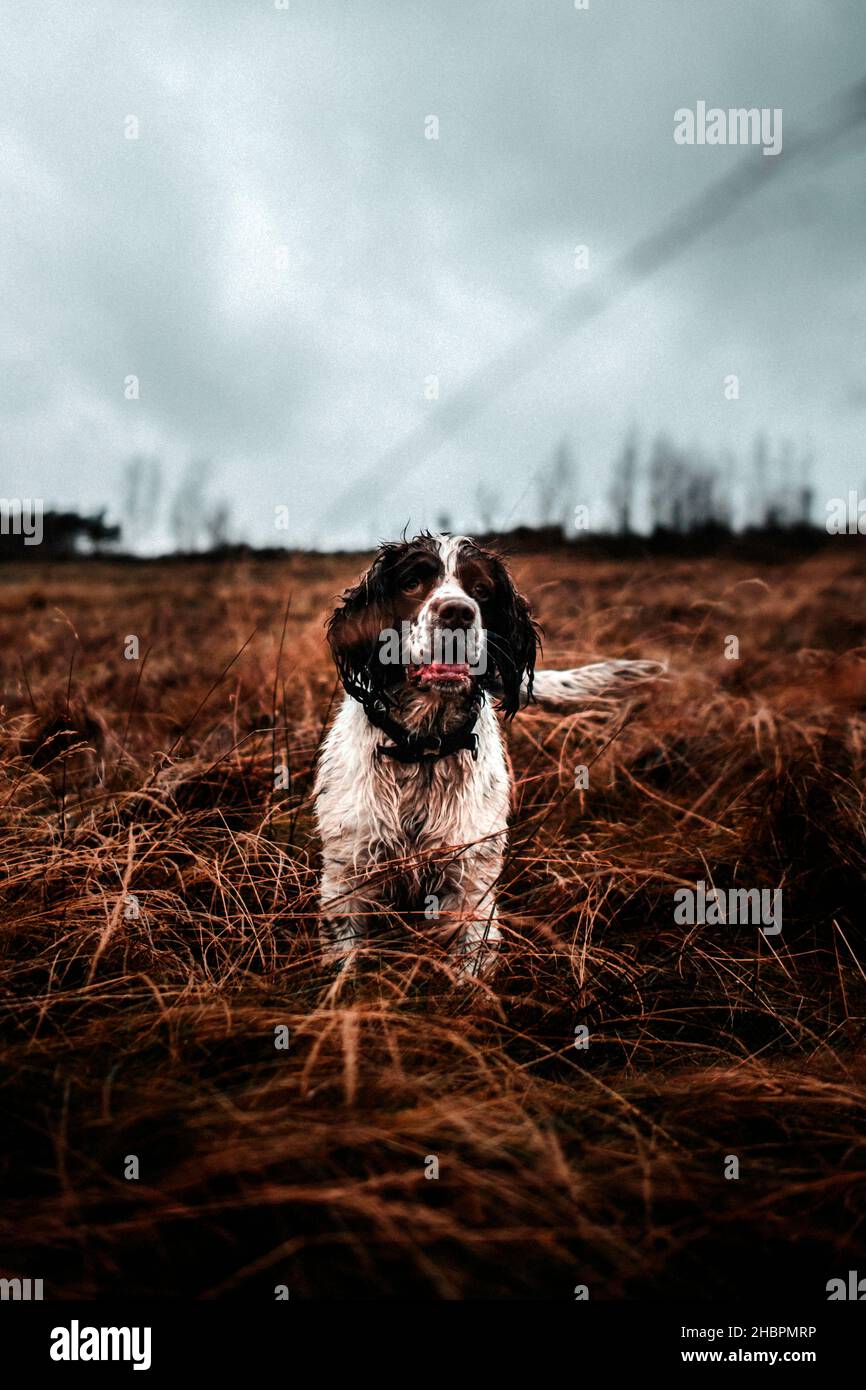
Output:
[
  {"xmin": 472, "ymin": 430, "xmax": 818, "ymax": 538},
  {"xmin": 1, "ymin": 432, "xmax": 853, "ymax": 561},
  {"xmin": 0, "ymin": 510, "xmax": 119, "ymax": 560}
]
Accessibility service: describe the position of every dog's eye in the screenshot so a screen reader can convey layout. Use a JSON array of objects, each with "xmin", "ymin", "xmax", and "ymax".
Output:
[
  {"xmin": 473, "ymin": 583, "xmax": 492, "ymax": 601},
  {"xmin": 402, "ymin": 572, "xmax": 426, "ymax": 593}
]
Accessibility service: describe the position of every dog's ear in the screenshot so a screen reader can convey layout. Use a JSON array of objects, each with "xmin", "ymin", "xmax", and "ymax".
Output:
[
  {"xmin": 484, "ymin": 553, "xmax": 541, "ymax": 718},
  {"xmin": 326, "ymin": 551, "xmax": 392, "ymax": 700}
]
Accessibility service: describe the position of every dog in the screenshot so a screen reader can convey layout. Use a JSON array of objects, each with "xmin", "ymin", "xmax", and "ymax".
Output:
[{"xmin": 314, "ymin": 532, "xmax": 662, "ymax": 981}]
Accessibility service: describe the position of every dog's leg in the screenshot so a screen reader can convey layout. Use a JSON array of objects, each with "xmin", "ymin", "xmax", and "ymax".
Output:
[
  {"xmin": 318, "ymin": 862, "xmax": 371, "ymax": 972},
  {"xmin": 451, "ymin": 904, "xmax": 502, "ymax": 981},
  {"xmin": 435, "ymin": 854, "xmax": 504, "ymax": 981},
  {"xmin": 320, "ymin": 913, "xmax": 365, "ymax": 971}
]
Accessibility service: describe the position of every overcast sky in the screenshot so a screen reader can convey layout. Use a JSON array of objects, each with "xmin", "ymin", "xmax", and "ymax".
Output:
[{"xmin": 2, "ymin": 0, "xmax": 865, "ymax": 550}]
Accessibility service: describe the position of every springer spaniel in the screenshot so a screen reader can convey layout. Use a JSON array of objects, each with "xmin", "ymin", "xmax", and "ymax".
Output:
[{"xmin": 314, "ymin": 533, "xmax": 661, "ymax": 981}]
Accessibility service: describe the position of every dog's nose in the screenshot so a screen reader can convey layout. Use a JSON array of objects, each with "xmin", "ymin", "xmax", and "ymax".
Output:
[{"xmin": 434, "ymin": 598, "xmax": 476, "ymax": 629}]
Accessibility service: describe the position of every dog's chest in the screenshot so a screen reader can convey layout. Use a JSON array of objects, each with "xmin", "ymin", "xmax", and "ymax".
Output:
[
  {"xmin": 378, "ymin": 733, "xmax": 508, "ymax": 850},
  {"xmin": 387, "ymin": 758, "xmax": 473, "ymax": 845},
  {"xmin": 314, "ymin": 697, "xmax": 510, "ymax": 859}
]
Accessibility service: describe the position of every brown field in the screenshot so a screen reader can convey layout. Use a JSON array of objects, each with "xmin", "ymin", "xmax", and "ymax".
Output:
[{"xmin": 1, "ymin": 544, "xmax": 865, "ymax": 1299}]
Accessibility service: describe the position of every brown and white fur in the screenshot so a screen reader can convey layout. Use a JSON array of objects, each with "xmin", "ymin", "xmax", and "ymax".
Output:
[{"xmin": 314, "ymin": 533, "xmax": 661, "ymax": 982}]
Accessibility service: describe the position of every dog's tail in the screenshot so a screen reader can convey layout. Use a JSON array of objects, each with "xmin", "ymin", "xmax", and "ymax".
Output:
[{"xmin": 518, "ymin": 659, "xmax": 666, "ymax": 711}]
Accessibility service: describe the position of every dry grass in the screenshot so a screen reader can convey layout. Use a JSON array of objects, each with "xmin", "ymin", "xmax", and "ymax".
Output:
[{"xmin": 1, "ymin": 545, "xmax": 865, "ymax": 1299}]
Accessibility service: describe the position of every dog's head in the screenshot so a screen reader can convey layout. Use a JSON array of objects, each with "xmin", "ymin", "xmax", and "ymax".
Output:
[{"xmin": 326, "ymin": 533, "xmax": 539, "ymax": 718}]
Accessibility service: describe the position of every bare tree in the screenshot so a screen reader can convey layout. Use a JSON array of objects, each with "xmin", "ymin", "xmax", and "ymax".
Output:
[
  {"xmin": 797, "ymin": 442, "xmax": 815, "ymax": 524},
  {"xmin": 750, "ymin": 432, "xmax": 770, "ymax": 527},
  {"xmin": 120, "ymin": 455, "xmax": 163, "ymax": 550},
  {"xmin": 648, "ymin": 433, "xmax": 682, "ymax": 532},
  {"xmin": 474, "ymin": 482, "xmax": 499, "ymax": 534},
  {"xmin": 169, "ymin": 459, "xmax": 213, "ymax": 552},
  {"xmin": 536, "ymin": 437, "xmax": 575, "ymax": 528},
  {"xmin": 203, "ymin": 498, "xmax": 232, "ymax": 550},
  {"xmin": 609, "ymin": 428, "xmax": 639, "ymax": 534}
]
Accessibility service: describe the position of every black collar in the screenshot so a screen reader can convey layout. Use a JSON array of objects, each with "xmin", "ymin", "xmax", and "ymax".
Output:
[{"xmin": 347, "ymin": 682, "xmax": 481, "ymax": 764}]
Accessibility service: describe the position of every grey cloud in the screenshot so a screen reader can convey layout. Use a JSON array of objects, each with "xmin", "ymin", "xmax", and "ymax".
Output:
[{"xmin": 1, "ymin": 0, "xmax": 865, "ymax": 548}]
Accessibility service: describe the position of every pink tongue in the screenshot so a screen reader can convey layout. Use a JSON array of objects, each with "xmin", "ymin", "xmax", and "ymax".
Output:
[{"xmin": 417, "ymin": 662, "xmax": 470, "ymax": 677}]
